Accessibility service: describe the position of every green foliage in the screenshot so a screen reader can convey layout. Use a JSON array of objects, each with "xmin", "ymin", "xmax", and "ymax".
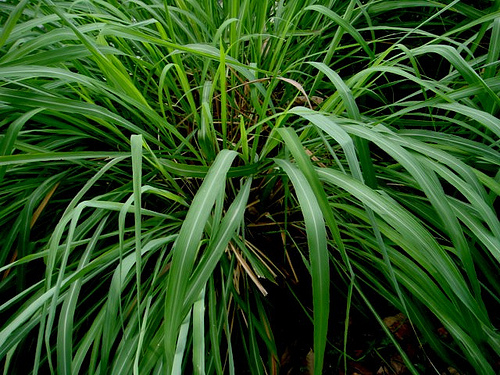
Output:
[{"xmin": 0, "ymin": 0, "xmax": 499, "ymax": 374}]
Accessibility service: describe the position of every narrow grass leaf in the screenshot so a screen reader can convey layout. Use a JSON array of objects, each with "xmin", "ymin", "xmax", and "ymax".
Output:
[
  {"xmin": 192, "ymin": 287, "xmax": 206, "ymax": 375},
  {"xmin": 0, "ymin": 109, "xmax": 43, "ymax": 181},
  {"xmin": 274, "ymin": 159, "xmax": 329, "ymax": 375},
  {"xmin": 304, "ymin": 5, "xmax": 375, "ymax": 59},
  {"xmin": 184, "ymin": 178, "xmax": 252, "ymax": 308},
  {"xmin": 131, "ymin": 134, "xmax": 143, "ymax": 329},
  {"xmin": 0, "ymin": 0, "xmax": 30, "ymax": 49},
  {"xmin": 171, "ymin": 311, "xmax": 192, "ymax": 375},
  {"xmin": 57, "ymin": 218, "xmax": 108, "ymax": 375},
  {"xmin": 164, "ymin": 150, "xmax": 237, "ymax": 372}
]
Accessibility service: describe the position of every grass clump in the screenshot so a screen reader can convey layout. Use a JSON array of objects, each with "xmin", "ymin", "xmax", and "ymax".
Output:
[{"xmin": 0, "ymin": 0, "xmax": 499, "ymax": 374}]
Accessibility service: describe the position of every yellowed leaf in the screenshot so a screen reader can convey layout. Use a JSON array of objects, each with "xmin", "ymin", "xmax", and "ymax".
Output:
[{"xmin": 305, "ymin": 348, "xmax": 314, "ymax": 375}]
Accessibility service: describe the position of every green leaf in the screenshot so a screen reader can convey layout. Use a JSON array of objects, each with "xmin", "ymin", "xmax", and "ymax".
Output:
[
  {"xmin": 274, "ymin": 159, "xmax": 329, "ymax": 375},
  {"xmin": 164, "ymin": 150, "xmax": 237, "ymax": 372}
]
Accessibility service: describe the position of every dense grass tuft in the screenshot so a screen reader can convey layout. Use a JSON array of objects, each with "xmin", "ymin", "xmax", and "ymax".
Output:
[{"xmin": 1, "ymin": 0, "xmax": 499, "ymax": 374}]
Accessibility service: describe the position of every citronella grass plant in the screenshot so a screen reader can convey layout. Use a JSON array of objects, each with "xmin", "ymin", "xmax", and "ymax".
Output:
[{"xmin": 0, "ymin": 0, "xmax": 499, "ymax": 374}]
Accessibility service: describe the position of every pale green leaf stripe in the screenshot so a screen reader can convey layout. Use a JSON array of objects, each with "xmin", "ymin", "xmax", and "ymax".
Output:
[
  {"xmin": 0, "ymin": 152, "xmax": 129, "ymax": 166},
  {"xmin": 208, "ymin": 277, "xmax": 223, "ymax": 375},
  {"xmin": 198, "ymin": 80, "xmax": 216, "ymax": 160},
  {"xmin": 192, "ymin": 287, "xmax": 206, "ymax": 375},
  {"xmin": 274, "ymin": 159, "xmax": 329, "ymax": 375},
  {"xmin": 164, "ymin": 150, "xmax": 238, "ymax": 372},
  {"xmin": 184, "ymin": 179, "xmax": 252, "ymax": 309},
  {"xmin": 0, "ymin": 312, "xmax": 41, "ymax": 361},
  {"xmin": 218, "ymin": 41, "xmax": 228, "ymax": 148},
  {"xmin": 171, "ymin": 311, "xmax": 192, "ymax": 375},
  {"xmin": 247, "ymin": 304, "xmax": 264, "ymax": 375},
  {"xmin": 131, "ymin": 134, "xmax": 143, "ymax": 339},
  {"xmin": 134, "ymin": 296, "xmax": 153, "ymax": 375}
]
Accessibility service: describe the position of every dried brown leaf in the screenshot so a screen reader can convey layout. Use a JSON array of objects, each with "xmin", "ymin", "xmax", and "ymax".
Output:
[{"xmin": 306, "ymin": 348, "xmax": 314, "ymax": 375}]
